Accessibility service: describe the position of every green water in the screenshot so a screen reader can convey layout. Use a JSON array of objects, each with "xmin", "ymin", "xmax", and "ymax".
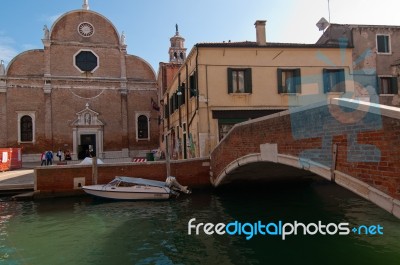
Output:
[{"xmin": 1, "ymin": 180, "xmax": 400, "ymax": 265}]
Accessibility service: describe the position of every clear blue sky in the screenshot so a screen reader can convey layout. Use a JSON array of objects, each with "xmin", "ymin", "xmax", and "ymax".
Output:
[{"xmin": 1, "ymin": 0, "xmax": 399, "ymax": 72}]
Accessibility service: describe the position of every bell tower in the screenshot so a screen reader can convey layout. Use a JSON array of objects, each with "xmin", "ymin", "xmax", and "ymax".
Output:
[{"xmin": 169, "ymin": 24, "xmax": 187, "ymax": 63}]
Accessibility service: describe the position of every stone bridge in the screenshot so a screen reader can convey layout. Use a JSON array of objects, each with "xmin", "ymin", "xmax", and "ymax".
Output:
[{"xmin": 210, "ymin": 98, "xmax": 400, "ymax": 218}]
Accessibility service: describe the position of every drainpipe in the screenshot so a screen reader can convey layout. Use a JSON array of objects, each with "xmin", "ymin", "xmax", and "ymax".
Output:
[
  {"xmin": 205, "ymin": 65, "xmax": 211, "ymax": 156},
  {"xmin": 196, "ymin": 45, "xmax": 199, "ymax": 111}
]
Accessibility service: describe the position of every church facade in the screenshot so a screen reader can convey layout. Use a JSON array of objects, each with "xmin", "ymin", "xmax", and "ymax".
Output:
[{"xmin": 0, "ymin": 3, "xmax": 159, "ymax": 161}]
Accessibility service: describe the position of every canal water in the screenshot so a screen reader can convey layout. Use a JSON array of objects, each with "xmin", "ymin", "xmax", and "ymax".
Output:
[{"xmin": 1, "ymin": 180, "xmax": 399, "ymax": 265}]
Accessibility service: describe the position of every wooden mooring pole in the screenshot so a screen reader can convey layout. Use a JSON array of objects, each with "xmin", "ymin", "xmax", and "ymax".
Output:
[{"xmin": 92, "ymin": 157, "xmax": 98, "ymax": 185}]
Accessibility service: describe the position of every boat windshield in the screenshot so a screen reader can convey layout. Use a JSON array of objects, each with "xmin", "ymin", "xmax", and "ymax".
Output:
[
  {"xmin": 118, "ymin": 181, "xmax": 138, "ymax": 187},
  {"xmin": 108, "ymin": 179, "xmax": 121, "ymax": 187}
]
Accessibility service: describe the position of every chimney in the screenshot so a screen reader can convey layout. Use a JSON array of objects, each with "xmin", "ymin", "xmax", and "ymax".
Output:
[{"xmin": 255, "ymin": 20, "xmax": 267, "ymax": 46}]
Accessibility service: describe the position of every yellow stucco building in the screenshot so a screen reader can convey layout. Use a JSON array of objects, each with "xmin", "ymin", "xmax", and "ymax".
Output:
[{"xmin": 161, "ymin": 21, "xmax": 355, "ymax": 159}]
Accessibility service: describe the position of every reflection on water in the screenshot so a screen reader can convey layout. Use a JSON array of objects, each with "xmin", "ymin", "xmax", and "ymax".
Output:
[{"xmin": 0, "ymin": 180, "xmax": 400, "ymax": 265}]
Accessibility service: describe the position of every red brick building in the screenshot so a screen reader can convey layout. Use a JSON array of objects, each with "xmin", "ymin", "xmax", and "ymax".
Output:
[
  {"xmin": 157, "ymin": 25, "xmax": 187, "ymax": 154},
  {"xmin": 0, "ymin": 3, "xmax": 159, "ymax": 161}
]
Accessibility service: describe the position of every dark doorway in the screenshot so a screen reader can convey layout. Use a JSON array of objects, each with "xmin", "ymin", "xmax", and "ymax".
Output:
[{"xmin": 78, "ymin": 134, "xmax": 96, "ymax": 159}]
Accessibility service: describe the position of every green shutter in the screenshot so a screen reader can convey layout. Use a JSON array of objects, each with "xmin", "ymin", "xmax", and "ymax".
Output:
[
  {"xmin": 377, "ymin": 36, "xmax": 384, "ymax": 52},
  {"xmin": 175, "ymin": 92, "xmax": 179, "ymax": 110},
  {"xmin": 295, "ymin": 68, "xmax": 301, "ymax": 93},
  {"xmin": 376, "ymin": 76, "xmax": 381, "ymax": 95},
  {"xmin": 338, "ymin": 69, "xmax": 345, "ymax": 92},
  {"xmin": 244, "ymin": 68, "xmax": 252, "ymax": 93},
  {"xmin": 189, "ymin": 73, "xmax": 197, "ymax": 97},
  {"xmin": 227, "ymin": 68, "xmax": 233, "ymax": 94},
  {"xmin": 277, "ymin": 68, "xmax": 283, "ymax": 94},
  {"xmin": 164, "ymin": 104, "xmax": 169, "ymax": 118},
  {"xmin": 391, "ymin": 77, "xmax": 398, "ymax": 94},
  {"xmin": 322, "ymin": 69, "xmax": 329, "ymax": 93}
]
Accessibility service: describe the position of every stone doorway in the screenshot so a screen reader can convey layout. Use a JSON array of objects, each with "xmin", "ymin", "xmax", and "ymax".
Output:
[
  {"xmin": 71, "ymin": 104, "xmax": 104, "ymax": 160},
  {"xmin": 78, "ymin": 134, "xmax": 96, "ymax": 159}
]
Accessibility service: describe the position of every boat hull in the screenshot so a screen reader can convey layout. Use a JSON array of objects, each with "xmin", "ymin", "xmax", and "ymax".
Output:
[{"xmin": 82, "ymin": 185, "xmax": 171, "ymax": 200}]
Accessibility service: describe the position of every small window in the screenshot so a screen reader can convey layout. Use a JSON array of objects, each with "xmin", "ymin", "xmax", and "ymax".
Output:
[
  {"xmin": 378, "ymin": 77, "xmax": 398, "ymax": 94},
  {"xmin": 323, "ymin": 69, "xmax": 345, "ymax": 93},
  {"xmin": 218, "ymin": 119, "xmax": 246, "ymax": 141},
  {"xmin": 20, "ymin": 115, "xmax": 33, "ymax": 142},
  {"xmin": 137, "ymin": 115, "xmax": 149, "ymax": 139},
  {"xmin": 377, "ymin": 35, "xmax": 390, "ymax": 54},
  {"xmin": 277, "ymin": 69, "xmax": 301, "ymax": 93},
  {"xmin": 227, "ymin": 68, "xmax": 252, "ymax": 94}
]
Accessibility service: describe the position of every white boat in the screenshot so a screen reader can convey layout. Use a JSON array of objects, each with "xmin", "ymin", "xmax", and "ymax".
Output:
[{"xmin": 82, "ymin": 176, "xmax": 190, "ymax": 200}]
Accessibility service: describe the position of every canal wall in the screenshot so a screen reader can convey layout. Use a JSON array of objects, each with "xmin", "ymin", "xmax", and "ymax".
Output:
[{"xmin": 35, "ymin": 158, "xmax": 211, "ymax": 197}]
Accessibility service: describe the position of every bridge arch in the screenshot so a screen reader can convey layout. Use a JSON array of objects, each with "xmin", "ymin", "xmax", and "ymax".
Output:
[
  {"xmin": 210, "ymin": 99, "xmax": 400, "ymax": 219},
  {"xmin": 213, "ymin": 150, "xmax": 399, "ymax": 218}
]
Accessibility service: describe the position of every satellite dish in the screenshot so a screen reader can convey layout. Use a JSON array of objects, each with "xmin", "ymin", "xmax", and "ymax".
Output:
[{"xmin": 316, "ymin": 17, "xmax": 330, "ymax": 31}]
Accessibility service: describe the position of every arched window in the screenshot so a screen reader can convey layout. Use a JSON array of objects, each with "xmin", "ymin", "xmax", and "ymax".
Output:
[
  {"xmin": 20, "ymin": 115, "xmax": 33, "ymax": 142},
  {"xmin": 137, "ymin": 115, "xmax": 149, "ymax": 139}
]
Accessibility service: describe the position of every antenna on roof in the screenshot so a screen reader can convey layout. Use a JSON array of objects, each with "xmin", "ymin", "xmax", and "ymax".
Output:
[
  {"xmin": 328, "ymin": 0, "xmax": 331, "ymax": 23},
  {"xmin": 316, "ymin": 17, "xmax": 329, "ymax": 32}
]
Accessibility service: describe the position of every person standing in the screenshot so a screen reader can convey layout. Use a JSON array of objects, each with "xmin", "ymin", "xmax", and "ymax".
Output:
[
  {"xmin": 46, "ymin": 151, "xmax": 53, "ymax": 165},
  {"xmin": 41, "ymin": 151, "xmax": 47, "ymax": 166},
  {"xmin": 57, "ymin": 149, "xmax": 62, "ymax": 161}
]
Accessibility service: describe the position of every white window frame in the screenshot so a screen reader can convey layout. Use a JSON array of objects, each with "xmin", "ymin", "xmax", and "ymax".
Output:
[
  {"xmin": 17, "ymin": 111, "xmax": 36, "ymax": 144},
  {"xmin": 135, "ymin": 112, "xmax": 150, "ymax": 141},
  {"xmin": 376, "ymin": 34, "xmax": 391, "ymax": 55}
]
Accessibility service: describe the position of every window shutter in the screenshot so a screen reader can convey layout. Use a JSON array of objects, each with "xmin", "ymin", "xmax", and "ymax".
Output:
[
  {"xmin": 181, "ymin": 83, "xmax": 186, "ymax": 105},
  {"xmin": 227, "ymin": 68, "xmax": 233, "ymax": 94},
  {"xmin": 295, "ymin": 68, "xmax": 301, "ymax": 93},
  {"xmin": 322, "ymin": 69, "xmax": 329, "ymax": 93},
  {"xmin": 175, "ymin": 92, "xmax": 179, "ymax": 110},
  {"xmin": 164, "ymin": 104, "xmax": 169, "ymax": 118},
  {"xmin": 244, "ymin": 68, "xmax": 252, "ymax": 93},
  {"xmin": 377, "ymin": 36, "xmax": 384, "ymax": 52},
  {"xmin": 277, "ymin": 68, "xmax": 283, "ymax": 94},
  {"xmin": 338, "ymin": 69, "xmax": 345, "ymax": 92},
  {"xmin": 376, "ymin": 76, "xmax": 381, "ymax": 95},
  {"xmin": 391, "ymin": 77, "xmax": 398, "ymax": 94}
]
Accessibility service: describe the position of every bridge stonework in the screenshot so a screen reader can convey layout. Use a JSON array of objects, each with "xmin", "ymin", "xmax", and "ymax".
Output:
[{"xmin": 210, "ymin": 99, "xmax": 400, "ymax": 218}]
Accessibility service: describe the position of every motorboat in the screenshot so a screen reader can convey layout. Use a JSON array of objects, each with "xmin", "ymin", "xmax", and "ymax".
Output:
[{"xmin": 82, "ymin": 176, "xmax": 190, "ymax": 200}]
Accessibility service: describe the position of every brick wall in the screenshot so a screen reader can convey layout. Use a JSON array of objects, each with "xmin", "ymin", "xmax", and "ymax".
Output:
[
  {"xmin": 211, "ymin": 100, "xmax": 400, "ymax": 200},
  {"xmin": 35, "ymin": 158, "xmax": 211, "ymax": 196}
]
